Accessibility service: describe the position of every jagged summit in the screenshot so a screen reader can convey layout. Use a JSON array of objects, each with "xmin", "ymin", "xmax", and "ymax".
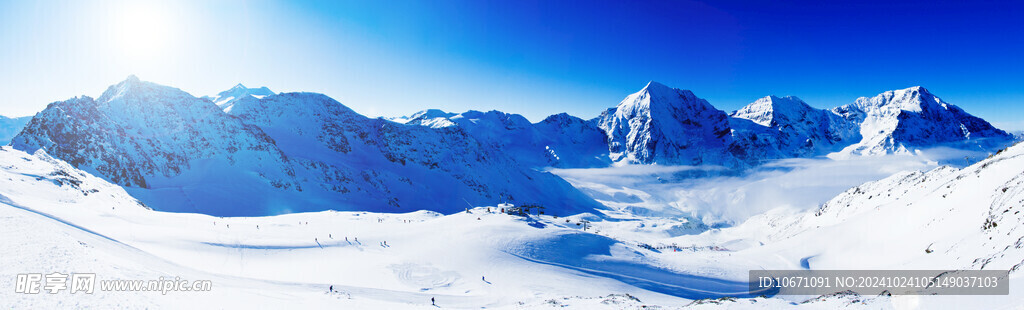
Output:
[
  {"xmin": 731, "ymin": 95, "xmax": 814, "ymax": 127},
  {"xmin": 617, "ymin": 81, "xmax": 704, "ymax": 112},
  {"xmin": 597, "ymin": 82, "xmax": 735, "ymax": 165},
  {"xmin": 729, "ymin": 95, "xmax": 858, "ymax": 159},
  {"xmin": 228, "ymin": 92, "xmax": 359, "ymax": 121},
  {"xmin": 0, "ymin": 115, "xmax": 31, "ymax": 145},
  {"xmin": 393, "ymin": 109, "xmax": 458, "ymax": 127},
  {"xmin": 540, "ymin": 112, "xmax": 578, "ymax": 124},
  {"xmin": 640, "ymin": 80, "xmax": 671, "ymax": 93},
  {"xmin": 94, "ymin": 76, "xmax": 211, "ymax": 115},
  {"xmin": 834, "ymin": 86, "xmax": 1012, "ymax": 155},
  {"xmin": 409, "ymin": 109, "xmax": 454, "ymax": 120},
  {"xmin": 206, "ymin": 83, "xmax": 276, "ymax": 112},
  {"xmin": 97, "ymin": 75, "xmax": 146, "ymax": 103},
  {"xmin": 11, "ymin": 77, "xmax": 294, "ymax": 198},
  {"xmin": 851, "ymin": 86, "xmax": 940, "ymax": 113}
]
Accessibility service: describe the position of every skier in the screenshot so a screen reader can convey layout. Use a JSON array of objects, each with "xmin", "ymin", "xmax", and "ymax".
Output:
[
  {"xmin": 431, "ymin": 297, "xmax": 435, "ymax": 306},
  {"xmin": 329, "ymin": 234, "xmax": 332, "ymax": 239},
  {"xmin": 329, "ymin": 285, "xmax": 333, "ymax": 292}
]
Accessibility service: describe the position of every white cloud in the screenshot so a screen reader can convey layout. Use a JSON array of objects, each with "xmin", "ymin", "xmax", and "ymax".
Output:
[{"xmin": 550, "ymin": 148, "xmax": 988, "ymax": 226}]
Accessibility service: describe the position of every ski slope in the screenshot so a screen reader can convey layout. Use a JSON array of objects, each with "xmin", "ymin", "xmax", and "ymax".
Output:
[
  {"xmin": 4, "ymin": 142, "xmax": 1024, "ymax": 308},
  {"xmin": 0, "ymin": 146, "xmax": 760, "ymax": 308}
]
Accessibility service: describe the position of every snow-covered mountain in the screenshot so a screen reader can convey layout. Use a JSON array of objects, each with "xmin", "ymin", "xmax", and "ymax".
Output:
[
  {"xmin": 227, "ymin": 93, "xmax": 603, "ymax": 215},
  {"xmin": 448, "ymin": 110, "xmax": 609, "ymax": 168},
  {"xmin": 11, "ymin": 76, "xmax": 300, "ymax": 215},
  {"xmin": 399, "ymin": 82, "xmax": 743, "ymax": 168},
  {"xmin": 10, "ymin": 76, "xmax": 602, "ymax": 216},
  {"xmin": 700, "ymin": 140, "xmax": 1024, "ymax": 274},
  {"xmin": 533, "ymin": 113, "xmax": 611, "ymax": 168},
  {"xmin": 0, "ymin": 115, "xmax": 31, "ymax": 145},
  {"xmin": 832, "ymin": 86, "xmax": 1012, "ymax": 156},
  {"xmin": 202, "ymin": 83, "xmax": 275, "ymax": 112},
  {"xmin": 1011, "ymin": 130, "xmax": 1024, "ymax": 141},
  {"xmin": 595, "ymin": 81, "xmax": 738, "ymax": 166},
  {"xmin": 394, "ymin": 109, "xmax": 610, "ymax": 168},
  {"xmin": 394, "ymin": 83, "xmax": 1011, "ymax": 170},
  {"xmin": 729, "ymin": 96, "xmax": 859, "ymax": 161},
  {"xmin": 391, "ymin": 109, "xmax": 457, "ymax": 127}
]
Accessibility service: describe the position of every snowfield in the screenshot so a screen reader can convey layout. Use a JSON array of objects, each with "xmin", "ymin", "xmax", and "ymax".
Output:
[
  {"xmin": 3, "ymin": 138, "xmax": 1024, "ymax": 309},
  {"xmin": 2, "ymin": 78, "xmax": 1022, "ymax": 309}
]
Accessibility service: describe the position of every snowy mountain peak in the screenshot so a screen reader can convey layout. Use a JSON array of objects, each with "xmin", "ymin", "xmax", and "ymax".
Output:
[
  {"xmin": 216, "ymin": 83, "xmax": 274, "ymax": 98},
  {"xmin": 230, "ymin": 92, "xmax": 357, "ymax": 119},
  {"xmin": 11, "ymin": 77, "xmax": 298, "ymax": 207},
  {"xmin": 731, "ymin": 95, "xmax": 814, "ymax": 127},
  {"xmin": 0, "ymin": 115, "xmax": 31, "ymax": 145},
  {"xmin": 96, "ymin": 75, "xmax": 146, "ymax": 103},
  {"xmin": 597, "ymin": 82, "xmax": 735, "ymax": 165},
  {"xmin": 852, "ymin": 86, "xmax": 939, "ymax": 113},
  {"xmin": 125, "ymin": 74, "xmax": 141, "ymax": 84},
  {"xmin": 95, "ymin": 76, "xmax": 203, "ymax": 112},
  {"xmin": 207, "ymin": 83, "xmax": 276, "ymax": 112},
  {"xmin": 835, "ymin": 86, "xmax": 1012, "ymax": 156},
  {"xmin": 393, "ymin": 109, "xmax": 458, "ymax": 127},
  {"xmin": 728, "ymin": 95, "xmax": 859, "ymax": 159},
  {"xmin": 621, "ymin": 81, "xmax": 701, "ymax": 110},
  {"xmin": 540, "ymin": 112, "xmax": 577, "ymax": 125},
  {"xmin": 640, "ymin": 80, "xmax": 671, "ymax": 93},
  {"xmin": 406, "ymin": 109, "xmax": 456, "ymax": 123}
]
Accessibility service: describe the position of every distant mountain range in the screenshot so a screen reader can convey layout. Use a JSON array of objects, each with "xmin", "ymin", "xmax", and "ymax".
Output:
[
  {"xmin": 0, "ymin": 115, "xmax": 31, "ymax": 145},
  {"xmin": 6, "ymin": 77, "xmax": 1016, "ymax": 216},
  {"xmin": 396, "ymin": 82, "xmax": 1013, "ymax": 167}
]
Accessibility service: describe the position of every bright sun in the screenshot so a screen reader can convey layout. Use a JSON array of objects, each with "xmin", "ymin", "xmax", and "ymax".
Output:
[{"xmin": 113, "ymin": 2, "xmax": 175, "ymax": 66}]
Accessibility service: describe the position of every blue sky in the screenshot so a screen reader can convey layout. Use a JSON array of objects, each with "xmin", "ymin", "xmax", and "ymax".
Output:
[{"xmin": 1, "ymin": 0, "xmax": 1022, "ymax": 130}]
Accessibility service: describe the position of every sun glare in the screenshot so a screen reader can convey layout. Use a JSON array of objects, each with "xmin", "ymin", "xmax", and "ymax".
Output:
[{"xmin": 112, "ymin": 2, "xmax": 175, "ymax": 67}]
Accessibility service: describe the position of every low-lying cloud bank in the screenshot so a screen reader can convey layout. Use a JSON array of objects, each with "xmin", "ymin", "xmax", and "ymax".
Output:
[{"xmin": 550, "ymin": 147, "xmax": 996, "ymax": 226}]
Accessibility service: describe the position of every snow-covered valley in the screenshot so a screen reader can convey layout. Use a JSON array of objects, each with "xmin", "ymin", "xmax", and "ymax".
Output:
[
  {"xmin": 2, "ymin": 77, "xmax": 1022, "ymax": 309},
  {"xmin": 4, "ymin": 139, "xmax": 1024, "ymax": 308}
]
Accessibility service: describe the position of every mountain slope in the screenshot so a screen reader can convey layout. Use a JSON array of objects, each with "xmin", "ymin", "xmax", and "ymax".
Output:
[
  {"xmin": 533, "ymin": 113, "xmax": 611, "ymax": 168},
  {"xmin": 394, "ymin": 83, "xmax": 1010, "ymax": 169},
  {"xmin": 10, "ymin": 76, "xmax": 300, "ymax": 215},
  {"xmin": 221, "ymin": 93, "xmax": 606, "ymax": 215},
  {"xmin": 714, "ymin": 141, "xmax": 1024, "ymax": 273},
  {"xmin": 392, "ymin": 109, "xmax": 457, "ymax": 127},
  {"xmin": 397, "ymin": 109, "xmax": 610, "ymax": 168},
  {"xmin": 0, "ymin": 115, "xmax": 31, "ymax": 145},
  {"xmin": 833, "ymin": 86, "xmax": 1012, "ymax": 156},
  {"xmin": 202, "ymin": 83, "xmax": 275, "ymax": 112},
  {"xmin": 11, "ymin": 77, "xmax": 604, "ymax": 216},
  {"xmin": 595, "ymin": 81, "xmax": 737, "ymax": 166},
  {"xmin": 729, "ymin": 96, "xmax": 859, "ymax": 161}
]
